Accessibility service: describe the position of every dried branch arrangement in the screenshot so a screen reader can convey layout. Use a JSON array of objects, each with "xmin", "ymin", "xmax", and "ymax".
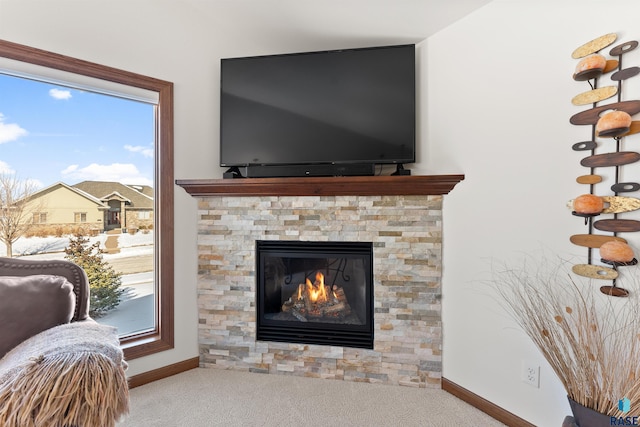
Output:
[{"xmin": 490, "ymin": 255, "xmax": 640, "ymax": 416}]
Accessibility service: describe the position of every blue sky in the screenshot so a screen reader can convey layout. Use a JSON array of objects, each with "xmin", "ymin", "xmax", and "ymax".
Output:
[{"xmin": 0, "ymin": 73, "xmax": 155, "ymax": 189}]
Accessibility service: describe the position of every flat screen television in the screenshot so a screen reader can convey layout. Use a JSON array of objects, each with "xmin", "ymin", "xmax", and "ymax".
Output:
[{"xmin": 220, "ymin": 44, "xmax": 416, "ymax": 178}]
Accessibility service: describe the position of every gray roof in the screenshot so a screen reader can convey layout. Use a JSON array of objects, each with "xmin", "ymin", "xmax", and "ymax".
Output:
[{"xmin": 72, "ymin": 181, "xmax": 154, "ymax": 209}]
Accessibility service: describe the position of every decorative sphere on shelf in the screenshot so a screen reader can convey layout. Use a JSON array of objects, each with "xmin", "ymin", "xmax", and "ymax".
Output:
[
  {"xmin": 600, "ymin": 240, "xmax": 635, "ymax": 263},
  {"xmin": 573, "ymin": 54, "xmax": 607, "ymax": 80},
  {"xmin": 575, "ymin": 54, "xmax": 607, "ymax": 74},
  {"xmin": 573, "ymin": 194, "xmax": 604, "ymax": 215},
  {"xmin": 596, "ymin": 110, "xmax": 632, "ymax": 136}
]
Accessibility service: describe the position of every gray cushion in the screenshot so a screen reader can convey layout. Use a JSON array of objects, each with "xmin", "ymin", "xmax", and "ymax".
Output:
[{"xmin": 0, "ymin": 275, "xmax": 75, "ymax": 358}]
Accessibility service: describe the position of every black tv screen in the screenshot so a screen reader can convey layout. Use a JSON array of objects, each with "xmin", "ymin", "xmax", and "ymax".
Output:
[{"xmin": 220, "ymin": 44, "xmax": 415, "ymax": 177}]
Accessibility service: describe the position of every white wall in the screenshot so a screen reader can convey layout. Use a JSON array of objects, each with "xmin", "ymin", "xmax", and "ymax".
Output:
[
  {"xmin": 3, "ymin": 1, "xmax": 640, "ymax": 425},
  {"xmin": 425, "ymin": 1, "xmax": 640, "ymax": 425}
]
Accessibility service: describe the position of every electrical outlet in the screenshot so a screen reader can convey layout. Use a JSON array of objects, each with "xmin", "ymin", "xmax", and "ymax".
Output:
[{"xmin": 521, "ymin": 362, "xmax": 540, "ymax": 388}]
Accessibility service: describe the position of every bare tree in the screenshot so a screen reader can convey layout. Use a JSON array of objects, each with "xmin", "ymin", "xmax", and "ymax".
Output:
[{"xmin": 0, "ymin": 173, "xmax": 41, "ymax": 257}]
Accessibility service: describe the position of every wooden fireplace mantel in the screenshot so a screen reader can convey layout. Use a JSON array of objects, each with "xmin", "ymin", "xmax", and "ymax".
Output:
[{"xmin": 175, "ymin": 174, "xmax": 464, "ymax": 197}]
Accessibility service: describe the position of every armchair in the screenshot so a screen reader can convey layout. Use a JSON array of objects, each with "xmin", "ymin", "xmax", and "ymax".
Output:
[{"xmin": 0, "ymin": 256, "xmax": 129, "ymax": 427}]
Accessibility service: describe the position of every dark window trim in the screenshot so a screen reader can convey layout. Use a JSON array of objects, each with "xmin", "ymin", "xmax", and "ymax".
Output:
[{"xmin": 0, "ymin": 39, "xmax": 174, "ymax": 360}]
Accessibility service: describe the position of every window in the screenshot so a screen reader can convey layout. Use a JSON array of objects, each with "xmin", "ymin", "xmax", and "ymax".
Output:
[
  {"xmin": 33, "ymin": 212, "xmax": 47, "ymax": 224},
  {"xmin": 74, "ymin": 212, "xmax": 87, "ymax": 223},
  {"xmin": 0, "ymin": 39, "xmax": 174, "ymax": 360}
]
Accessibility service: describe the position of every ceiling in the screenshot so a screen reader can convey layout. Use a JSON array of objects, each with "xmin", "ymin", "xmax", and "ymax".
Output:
[{"xmin": 182, "ymin": 0, "xmax": 493, "ymax": 54}]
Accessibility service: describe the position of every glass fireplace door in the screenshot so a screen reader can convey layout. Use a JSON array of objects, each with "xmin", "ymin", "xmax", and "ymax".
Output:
[{"xmin": 256, "ymin": 240, "xmax": 374, "ymax": 349}]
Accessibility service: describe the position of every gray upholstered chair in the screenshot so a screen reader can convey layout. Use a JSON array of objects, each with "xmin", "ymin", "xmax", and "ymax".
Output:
[{"xmin": 0, "ymin": 256, "xmax": 129, "ymax": 427}]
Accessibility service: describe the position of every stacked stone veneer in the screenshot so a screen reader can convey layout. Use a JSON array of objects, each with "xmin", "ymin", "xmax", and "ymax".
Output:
[{"xmin": 197, "ymin": 195, "xmax": 443, "ymax": 388}]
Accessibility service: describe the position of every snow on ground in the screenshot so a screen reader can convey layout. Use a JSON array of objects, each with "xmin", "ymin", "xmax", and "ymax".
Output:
[{"xmin": 1, "ymin": 231, "xmax": 154, "ymax": 260}]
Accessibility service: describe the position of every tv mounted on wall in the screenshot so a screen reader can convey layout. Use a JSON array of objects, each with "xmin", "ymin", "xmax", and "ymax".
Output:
[{"xmin": 220, "ymin": 44, "xmax": 416, "ymax": 178}]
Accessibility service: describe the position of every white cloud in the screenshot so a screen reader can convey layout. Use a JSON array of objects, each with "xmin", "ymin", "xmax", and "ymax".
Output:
[
  {"xmin": 61, "ymin": 162, "xmax": 152, "ymax": 186},
  {"xmin": 61, "ymin": 164, "xmax": 79, "ymax": 175},
  {"xmin": 49, "ymin": 88, "xmax": 72, "ymax": 100},
  {"xmin": 0, "ymin": 113, "xmax": 28, "ymax": 144},
  {"xmin": 0, "ymin": 160, "xmax": 15, "ymax": 174},
  {"xmin": 124, "ymin": 144, "xmax": 154, "ymax": 158}
]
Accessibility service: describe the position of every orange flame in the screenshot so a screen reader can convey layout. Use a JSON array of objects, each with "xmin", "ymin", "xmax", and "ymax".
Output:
[{"xmin": 306, "ymin": 272, "xmax": 328, "ymax": 303}]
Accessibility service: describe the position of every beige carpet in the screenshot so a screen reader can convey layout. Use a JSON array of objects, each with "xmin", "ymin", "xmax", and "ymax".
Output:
[{"xmin": 117, "ymin": 368, "xmax": 506, "ymax": 426}]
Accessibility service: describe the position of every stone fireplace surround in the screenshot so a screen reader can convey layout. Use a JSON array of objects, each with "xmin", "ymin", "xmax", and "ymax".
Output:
[{"xmin": 177, "ymin": 175, "xmax": 464, "ymax": 388}]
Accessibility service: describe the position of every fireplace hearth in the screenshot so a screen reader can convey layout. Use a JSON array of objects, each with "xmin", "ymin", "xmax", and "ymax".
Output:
[{"xmin": 257, "ymin": 240, "xmax": 373, "ymax": 349}]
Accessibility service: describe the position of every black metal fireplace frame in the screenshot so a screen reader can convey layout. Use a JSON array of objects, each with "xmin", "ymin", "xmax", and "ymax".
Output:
[{"xmin": 256, "ymin": 240, "xmax": 374, "ymax": 349}]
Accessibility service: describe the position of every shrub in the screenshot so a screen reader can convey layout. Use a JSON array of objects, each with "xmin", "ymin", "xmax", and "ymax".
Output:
[
  {"xmin": 64, "ymin": 233, "xmax": 124, "ymax": 317},
  {"xmin": 25, "ymin": 225, "xmax": 95, "ymax": 238}
]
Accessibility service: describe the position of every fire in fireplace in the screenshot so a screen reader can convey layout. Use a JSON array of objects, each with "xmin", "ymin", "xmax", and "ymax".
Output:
[
  {"xmin": 282, "ymin": 270, "xmax": 357, "ymax": 322},
  {"xmin": 256, "ymin": 240, "xmax": 374, "ymax": 349}
]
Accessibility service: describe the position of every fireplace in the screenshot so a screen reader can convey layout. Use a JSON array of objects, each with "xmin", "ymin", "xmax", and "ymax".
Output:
[
  {"xmin": 177, "ymin": 174, "xmax": 464, "ymax": 387},
  {"xmin": 256, "ymin": 240, "xmax": 374, "ymax": 349}
]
